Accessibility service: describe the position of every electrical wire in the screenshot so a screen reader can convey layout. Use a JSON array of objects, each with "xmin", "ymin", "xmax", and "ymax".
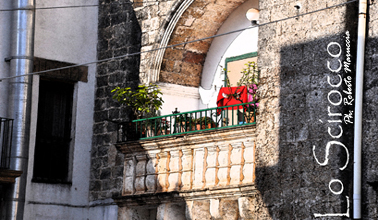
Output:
[
  {"xmin": 0, "ymin": 1, "xmax": 159, "ymax": 12},
  {"xmin": 0, "ymin": 0, "xmax": 358, "ymax": 82}
]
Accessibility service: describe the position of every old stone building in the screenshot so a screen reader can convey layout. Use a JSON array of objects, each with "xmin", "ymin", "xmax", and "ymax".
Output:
[
  {"xmin": 1, "ymin": 0, "xmax": 378, "ymax": 219},
  {"xmin": 93, "ymin": 0, "xmax": 378, "ymax": 219}
]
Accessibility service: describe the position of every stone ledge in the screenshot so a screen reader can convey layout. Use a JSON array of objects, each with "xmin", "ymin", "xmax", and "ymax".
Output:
[
  {"xmin": 115, "ymin": 124, "xmax": 257, "ymax": 154},
  {"xmin": 114, "ymin": 184, "xmax": 257, "ymax": 207}
]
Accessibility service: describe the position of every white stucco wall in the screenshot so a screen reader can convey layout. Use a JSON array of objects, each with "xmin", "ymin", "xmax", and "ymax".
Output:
[
  {"xmin": 21, "ymin": 1, "xmax": 117, "ymax": 219},
  {"xmin": 158, "ymin": 82, "xmax": 200, "ymax": 116}
]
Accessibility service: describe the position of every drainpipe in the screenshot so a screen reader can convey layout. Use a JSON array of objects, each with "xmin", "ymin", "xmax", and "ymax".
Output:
[
  {"xmin": 6, "ymin": 0, "xmax": 35, "ymax": 219},
  {"xmin": 354, "ymin": 0, "xmax": 367, "ymax": 219}
]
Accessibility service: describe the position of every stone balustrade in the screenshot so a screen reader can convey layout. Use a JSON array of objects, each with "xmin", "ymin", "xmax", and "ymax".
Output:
[{"xmin": 115, "ymin": 125, "xmax": 257, "ymax": 199}]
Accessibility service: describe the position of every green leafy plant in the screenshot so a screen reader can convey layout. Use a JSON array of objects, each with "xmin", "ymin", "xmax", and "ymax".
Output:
[
  {"xmin": 111, "ymin": 83, "xmax": 164, "ymax": 119},
  {"xmin": 236, "ymin": 61, "xmax": 259, "ymax": 87}
]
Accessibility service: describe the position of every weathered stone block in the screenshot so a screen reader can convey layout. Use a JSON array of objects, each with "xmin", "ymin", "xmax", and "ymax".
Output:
[
  {"xmin": 190, "ymin": 200, "xmax": 211, "ymax": 220},
  {"xmin": 210, "ymin": 199, "xmax": 220, "ymax": 219},
  {"xmin": 219, "ymin": 199, "xmax": 239, "ymax": 220},
  {"xmin": 157, "ymin": 203, "xmax": 186, "ymax": 220}
]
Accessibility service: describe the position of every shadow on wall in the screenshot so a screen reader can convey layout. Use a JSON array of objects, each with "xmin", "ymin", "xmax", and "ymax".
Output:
[{"xmin": 252, "ymin": 2, "xmax": 378, "ymax": 219}]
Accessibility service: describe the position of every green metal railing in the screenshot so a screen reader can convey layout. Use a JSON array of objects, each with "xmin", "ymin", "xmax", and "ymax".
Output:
[{"xmin": 119, "ymin": 102, "xmax": 257, "ymax": 141}]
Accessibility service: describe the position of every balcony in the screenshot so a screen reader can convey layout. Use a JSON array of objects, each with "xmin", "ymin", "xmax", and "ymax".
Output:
[
  {"xmin": 116, "ymin": 102, "xmax": 257, "ymax": 142},
  {"xmin": 0, "ymin": 117, "xmax": 22, "ymax": 183},
  {"xmin": 114, "ymin": 103, "xmax": 258, "ymax": 207}
]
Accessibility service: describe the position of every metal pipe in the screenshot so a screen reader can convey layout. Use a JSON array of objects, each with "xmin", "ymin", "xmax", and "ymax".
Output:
[
  {"xmin": 354, "ymin": 0, "xmax": 367, "ymax": 219},
  {"xmin": 6, "ymin": 0, "xmax": 35, "ymax": 219}
]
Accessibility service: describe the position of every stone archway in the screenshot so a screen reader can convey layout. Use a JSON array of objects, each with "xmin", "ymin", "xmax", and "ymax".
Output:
[{"xmin": 142, "ymin": 0, "xmax": 252, "ymax": 86}]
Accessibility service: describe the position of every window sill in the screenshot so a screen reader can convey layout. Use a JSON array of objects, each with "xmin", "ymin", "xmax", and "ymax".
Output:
[{"xmin": 31, "ymin": 178, "xmax": 72, "ymax": 185}]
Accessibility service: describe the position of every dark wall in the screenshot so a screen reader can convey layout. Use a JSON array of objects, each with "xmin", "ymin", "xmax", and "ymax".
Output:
[{"xmin": 91, "ymin": 0, "xmax": 141, "ymax": 201}]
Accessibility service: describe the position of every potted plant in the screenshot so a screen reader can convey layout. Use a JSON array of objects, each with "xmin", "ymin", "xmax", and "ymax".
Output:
[
  {"xmin": 111, "ymin": 83, "xmax": 164, "ymax": 139},
  {"xmin": 173, "ymin": 114, "xmax": 196, "ymax": 133},
  {"xmin": 195, "ymin": 116, "xmax": 217, "ymax": 130}
]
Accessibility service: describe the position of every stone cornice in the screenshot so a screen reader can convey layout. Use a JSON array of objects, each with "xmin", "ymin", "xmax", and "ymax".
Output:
[
  {"xmin": 115, "ymin": 125, "xmax": 256, "ymax": 154},
  {"xmin": 114, "ymin": 184, "xmax": 257, "ymax": 207}
]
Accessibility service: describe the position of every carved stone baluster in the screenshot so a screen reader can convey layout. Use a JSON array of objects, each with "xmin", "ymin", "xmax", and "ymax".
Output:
[
  {"xmin": 168, "ymin": 150, "xmax": 180, "ymax": 191},
  {"xmin": 230, "ymin": 144, "xmax": 241, "ymax": 185},
  {"xmin": 146, "ymin": 152, "xmax": 158, "ymax": 193},
  {"xmin": 178, "ymin": 150, "xmax": 183, "ymax": 190},
  {"xmin": 217, "ymin": 145, "xmax": 229, "ymax": 186},
  {"xmin": 240, "ymin": 143, "xmax": 245, "ymax": 184},
  {"xmin": 243, "ymin": 141, "xmax": 255, "ymax": 184},
  {"xmin": 135, "ymin": 155, "xmax": 147, "ymax": 194},
  {"xmin": 193, "ymin": 148, "xmax": 204, "ymax": 189},
  {"xmin": 157, "ymin": 152, "xmax": 169, "ymax": 192},
  {"xmin": 181, "ymin": 149, "xmax": 193, "ymax": 190},
  {"xmin": 205, "ymin": 146, "xmax": 217, "ymax": 188},
  {"xmin": 123, "ymin": 155, "xmax": 136, "ymax": 195},
  {"xmin": 215, "ymin": 146, "xmax": 220, "ymax": 186}
]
